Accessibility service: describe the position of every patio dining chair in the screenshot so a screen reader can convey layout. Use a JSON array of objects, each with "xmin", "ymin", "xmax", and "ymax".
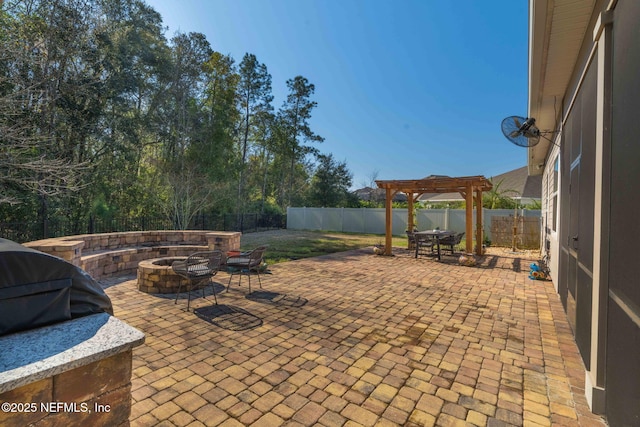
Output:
[
  {"xmin": 172, "ymin": 251, "xmax": 223, "ymax": 310},
  {"xmin": 440, "ymin": 232, "xmax": 465, "ymax": 255},
  {"xmin": 414, "ymin": 233, "xmax": 435, "ymax": 258},
  {"xmin": 226, "ymin": 246, "xmax": 268, "ymax": 293},
  {"xmin": 406, "ymin": 230, "xmax": 419, "ymax": 251}
]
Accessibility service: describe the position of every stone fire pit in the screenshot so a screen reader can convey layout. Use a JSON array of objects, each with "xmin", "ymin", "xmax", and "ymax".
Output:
[{"xmin": 137, "ymin": 257, "xmax": 186, "ymax": 294}]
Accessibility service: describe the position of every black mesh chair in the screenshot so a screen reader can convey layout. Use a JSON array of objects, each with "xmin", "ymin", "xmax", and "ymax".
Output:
[
  {"xmin": 172, "ymin": 251, "xmax": 223, "ymax": 310},
  {"xmin": 225, "ymin": 246, "xmax": 267, "ymax": 293}
]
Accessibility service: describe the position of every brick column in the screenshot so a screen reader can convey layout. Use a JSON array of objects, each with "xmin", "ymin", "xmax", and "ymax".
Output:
[
  {"xmin": 24, "ymin": 240, "xmax": 84, "ymax": 266},
  {"xmin": 206, "ymin": 231, "xmax": 241, "ymax": 253}
]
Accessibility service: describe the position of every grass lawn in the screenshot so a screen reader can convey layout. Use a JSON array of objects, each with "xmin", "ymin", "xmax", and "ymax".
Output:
[{"xmin": 237, "ymin": 229, "xmax": 408, "ymax": 264}]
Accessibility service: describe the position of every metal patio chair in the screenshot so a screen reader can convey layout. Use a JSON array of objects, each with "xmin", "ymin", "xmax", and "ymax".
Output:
[
  {"xmin": 414, "ymin": 233, "xmax": 435, "ymax": 258},
  {"xmin": 225, "ymin": 246, "xmax": 267, "ymax": 293},
  {"xmin": 172, "ymin": 251, "xmax": 223, "ymax": 310},
  {"xmin": 406, "ymin": 230, "xmax": 418, "ymax": 251},
  {"xmin": 440, "ymin": 232, "xmax": 465, "ymax": 255}
]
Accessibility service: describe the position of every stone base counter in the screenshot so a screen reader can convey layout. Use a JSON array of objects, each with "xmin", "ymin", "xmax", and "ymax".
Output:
[{"xmin": 0, "ymin": 313, "xmax": 144, "ymax": 427}]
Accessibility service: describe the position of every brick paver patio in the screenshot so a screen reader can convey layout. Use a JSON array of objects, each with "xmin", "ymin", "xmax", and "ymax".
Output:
[{"xmin": 103, "ymin": 247, "xmax": 608, "ymax": 426}]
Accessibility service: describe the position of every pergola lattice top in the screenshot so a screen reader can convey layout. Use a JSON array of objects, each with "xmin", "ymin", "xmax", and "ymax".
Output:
[
  {"xmin": 375, "ymin": 175, "xmax": 493, "ymax": 194},
  {"xmin": 375, "ymin": 175, "xmax": 493, "ymax": 256}
]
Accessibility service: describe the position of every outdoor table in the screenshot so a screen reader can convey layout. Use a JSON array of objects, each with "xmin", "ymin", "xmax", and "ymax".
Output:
[{"xmin": 414, "ymin": 230, "xmax": 455, "ymax": 260}]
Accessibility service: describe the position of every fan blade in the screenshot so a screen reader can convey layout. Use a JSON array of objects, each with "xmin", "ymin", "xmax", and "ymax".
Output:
[{"xmin": 501, "ymin": 116, "xmax": 535, "ymax": 148}]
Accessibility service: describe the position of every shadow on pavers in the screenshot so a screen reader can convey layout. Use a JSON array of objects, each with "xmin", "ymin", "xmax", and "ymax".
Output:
[
  {"xmin": 194, "ymin": 304, "xmax": 262, "ymax": 331},
  {"xmin": 246, "ymin": 290, "xmax": 308, "ymax": 308}
]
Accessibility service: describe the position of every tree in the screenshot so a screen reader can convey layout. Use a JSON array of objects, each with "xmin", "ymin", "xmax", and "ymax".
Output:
[
  {"xmin": 482, "ymin": 178, "xmax": 518, "ymax": 209},
  {"xmin": 235, "ymin": 53, "xmax": 273, "ymax": 214},
  {"xmin": 361, "ymin": 168, "xmax": 380, "ymax": 189},
  {"xmin": 0, "ymin": 0, "xmax": 173, "ymax": 231},
  {"xmin": 0, "ymin": 0, "xmax": 101, "ymax": 228},
  {"xmin": 201, "ymin": 51, "xmax": 239, "ymax": 179},
  {"xmin": 159, "ymin": 32, "xmax": 216, "ymax": 226},
  {"xmin": 279, "ymin": 76, "xmax": 323, "ymax": 208},
  {"xmin": 248, "ymin": 110, "xmax": 278, "ymax": 214},
  {"xmin": 88, "ymin": 0, "xmax": 170, "ymax": 222},
  {"xmin": 306, "ymin": 154, "xmax": 356, "ymax": 207},
  {"xmin": 162, "ymin": 166, "xmax": 214, "ymax": 230},
  {"xmin": 0, "ymin": 0, "xmax": 353, "ymax": 238}
]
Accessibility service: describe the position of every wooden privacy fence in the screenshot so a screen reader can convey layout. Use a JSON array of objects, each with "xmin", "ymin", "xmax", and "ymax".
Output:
[{"xmin": 490, "ymin": 215, "xmax": 540, "ymax": 249}]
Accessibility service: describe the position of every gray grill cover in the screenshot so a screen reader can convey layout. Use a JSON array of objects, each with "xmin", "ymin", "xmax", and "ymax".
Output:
[{"xmin": 0, "ymin": 238, "xmax": 113, "ymax": 336}]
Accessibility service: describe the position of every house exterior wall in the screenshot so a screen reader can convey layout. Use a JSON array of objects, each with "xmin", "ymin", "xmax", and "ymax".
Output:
[
  {"xmin": 536, "ymin": 1, "xmax": 640, "ymax": 423},
  {"xmin": 539, "ymin": 1, "xmax": 605, "ymax": 414},
  {"xmin": 604, "ymin": 1, "xmax": 640, "ymax": 424},
  {"xmin": 541, "ymin": 144, "xmax": 561, "ymax": 288}
]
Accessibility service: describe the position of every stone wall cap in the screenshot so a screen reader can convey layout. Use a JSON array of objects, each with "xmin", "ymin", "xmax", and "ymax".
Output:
[
  {"xmin": 205, "ymin": 231, "xmax": 241, "ymax": 236},
  {"xmin": 0, "ymin": 313, "xmax": 145, "ymax": 393},
  {"xmin": 24, "ymin": 240, "xmax": 84, "ymax": 249}
]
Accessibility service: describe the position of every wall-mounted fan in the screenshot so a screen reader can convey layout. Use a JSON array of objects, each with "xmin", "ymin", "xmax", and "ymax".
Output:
[{"xmin": 501, "ymin": 116, "xmax": 558, "ymax": 147}]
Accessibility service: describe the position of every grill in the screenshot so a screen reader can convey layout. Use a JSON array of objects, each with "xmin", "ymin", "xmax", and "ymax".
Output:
[{"xmin": 0, "ymin": 238, "xmax": 113, "ymax": 336}]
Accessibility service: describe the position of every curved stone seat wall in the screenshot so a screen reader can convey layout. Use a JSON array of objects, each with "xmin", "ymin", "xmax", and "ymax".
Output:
[
  {"xmin": 24, "ymin": 230, "xmax": 241, "ymax": 280},
  {"xmin": 81, "ymin": 245, "xmax": 208, "ymax": 280}
]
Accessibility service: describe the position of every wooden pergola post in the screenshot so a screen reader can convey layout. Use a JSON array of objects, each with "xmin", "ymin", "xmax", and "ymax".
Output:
[
  {"xmin": 475, "ymin": 188, "xmax": 483, "ymax": 256},
  {"xmin": 465, "ymin": 185, "xmax": 473, "ymax": 253},
  {"xmin": 384, "ymin": 188, "xmax": 393, "ymax": 255},
  {"xmin": 407, "ymin": 193, "xmax": 415, "ymax": 232}
]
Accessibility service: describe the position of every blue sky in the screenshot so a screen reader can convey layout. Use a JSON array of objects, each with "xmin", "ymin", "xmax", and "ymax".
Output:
[{"xmin": 145, "ymin": 0, "xmax": 529, "ymax": 189}]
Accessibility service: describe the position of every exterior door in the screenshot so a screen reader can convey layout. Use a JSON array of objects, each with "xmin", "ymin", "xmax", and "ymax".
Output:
[{"xmin": 559, "ymin": 58, "xmax": 596, "ymax": 369}]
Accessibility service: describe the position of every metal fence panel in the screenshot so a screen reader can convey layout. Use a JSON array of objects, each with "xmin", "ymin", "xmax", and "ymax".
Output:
[{"xmin": 2, "ymin": 213, "xmax": 284, "ymax": 243}]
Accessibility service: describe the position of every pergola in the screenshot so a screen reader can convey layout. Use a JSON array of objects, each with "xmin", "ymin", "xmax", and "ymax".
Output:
[{"xmin": 375, "ymin": 175, "xmax": 493, "ymax": 256}]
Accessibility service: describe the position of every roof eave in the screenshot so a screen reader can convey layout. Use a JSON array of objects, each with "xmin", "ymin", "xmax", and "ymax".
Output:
[
  {"xmin": 527, "ymin": 0, "xmax": 599, "ymax": 175},
  {"xmin": 528, "ymin": 0, "xmax": 554, "ymax": 176}
]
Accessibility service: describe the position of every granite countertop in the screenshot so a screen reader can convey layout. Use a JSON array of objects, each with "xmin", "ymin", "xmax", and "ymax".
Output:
[{"xmin": 0, "ymin": 313, "xmax": 145, "ymax": 393}]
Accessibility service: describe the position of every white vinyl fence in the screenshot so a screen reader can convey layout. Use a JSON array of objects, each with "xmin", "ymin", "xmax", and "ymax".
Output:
[{"xmin": 286, "ymin": 207, "xmax": 541, "ymax": 242}]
